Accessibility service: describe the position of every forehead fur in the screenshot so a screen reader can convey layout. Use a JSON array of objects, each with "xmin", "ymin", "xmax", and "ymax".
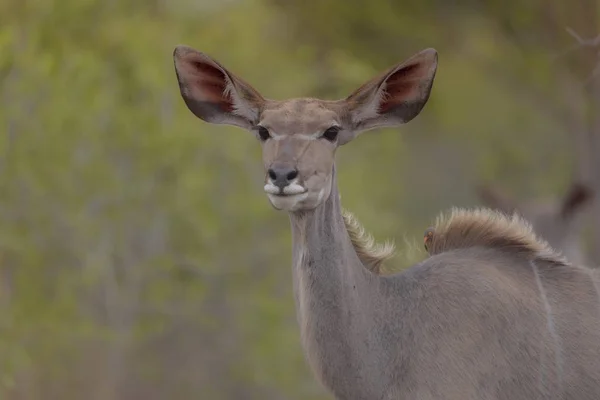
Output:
[{"xmin": 260, "ymin": 98, "xmax": 347, "ymax": 135}]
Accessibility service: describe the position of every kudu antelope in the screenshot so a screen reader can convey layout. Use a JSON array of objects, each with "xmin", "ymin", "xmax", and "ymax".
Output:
[
  {"xmin": 172, "ymin": 45, "xmax": 600, "ymax": 400},
  {"xmin": 478, "ymin": 183, "xmax": 595, "ymax": 266}
]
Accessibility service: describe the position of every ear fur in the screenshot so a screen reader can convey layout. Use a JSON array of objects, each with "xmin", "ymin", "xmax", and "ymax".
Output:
[
  {"xmin": 173, "ymin": 45, "xmax": 265, "ymax": 130},
  {"xmin": 343, "ymin": 48, "xmax": 438, "ymax": 136}
]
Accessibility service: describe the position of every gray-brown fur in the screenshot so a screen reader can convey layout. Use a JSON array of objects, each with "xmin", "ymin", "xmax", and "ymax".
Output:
[
  {"xmin": 173, "ymin": 45, "xmax": 600, "ymax": 399},
  {"xmin": 424, "ymin": 207, "xmax": 568, "ymax": 265},
  {"xmin": 478, "ymin": 183, "xmax": 595, "ymax": 266}
]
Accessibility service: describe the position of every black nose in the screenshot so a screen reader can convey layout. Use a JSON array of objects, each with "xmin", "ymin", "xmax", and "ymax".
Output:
[{"xmin": 268, "ymin": 165, "xmax": 299, "ymax": 189}]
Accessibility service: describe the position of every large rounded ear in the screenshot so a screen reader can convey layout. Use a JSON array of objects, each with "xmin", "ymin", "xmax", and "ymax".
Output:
[
  {"xmin": 173, "ymin": 45, "xmax": 265, "ymax": 130},
  {"xmin": 341, "ymin": 48, "xmax": 438, "ymax": 139},
  {"xmin": 560, "ymin": 182, "xmax": 594, "ymax": 220}
]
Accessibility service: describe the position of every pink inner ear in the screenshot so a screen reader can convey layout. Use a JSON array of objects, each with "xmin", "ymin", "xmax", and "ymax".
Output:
[
  {"xmin": 379, "ymin": 63, "xmax": 426, "ymax": 114},
  {"xmin": 185, "ymin": 59, "xmax": 234, "ymax": 113}
]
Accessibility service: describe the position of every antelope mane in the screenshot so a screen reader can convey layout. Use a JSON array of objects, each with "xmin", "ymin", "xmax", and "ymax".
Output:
[
  {"xmin": 342, "ymin": 209, "xmax": 396, "ymax": 274},
  {"xmin": 426, "ymin": 207, "xmax": 569, "ymax": 265}
]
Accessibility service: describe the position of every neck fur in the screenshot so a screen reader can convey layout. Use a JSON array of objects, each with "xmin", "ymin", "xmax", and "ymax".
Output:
[
  {"xmin": 288, "ymin": 165, "xmax": 370, "ymax": 280},
  {"xmin": 287, "ymin": 165, "xmax": 377, "ymax": 388}
]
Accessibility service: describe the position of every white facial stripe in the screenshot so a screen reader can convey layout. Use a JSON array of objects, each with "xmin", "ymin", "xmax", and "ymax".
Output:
[
  {"xmin": 270, "ymin": 132, "xmax": 318, "ymax": 141},
  {"xmin": 266, "ymin": 128, "xmax": 337, "ymax": 141},
  {"xmin": 269, "ymin": 131, "xmax": 286, "ymax": 140}
]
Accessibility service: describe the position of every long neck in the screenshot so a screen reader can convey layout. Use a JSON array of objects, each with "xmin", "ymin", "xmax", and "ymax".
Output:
[
  {"xmin": 290, "ymin": 165, "xmax": 369, "ymax": 265},
  {"xmin": 288, "ymin": 165, "xmax": 374, "ymax": 389},
  {"xmin": 289, "ymin": 166, "xmax": 371, "ymax": 305}
]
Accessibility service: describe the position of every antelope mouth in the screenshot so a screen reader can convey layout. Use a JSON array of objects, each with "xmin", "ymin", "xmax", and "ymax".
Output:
[
  {"xmin": 265, "ymin": 186, "xmax": 310, "ymax": 211},
  {"xmin": 269, "ymin": 192, "xmax": 306, "ymax": 198},
  {"xmin": 264, "ymin": 182, "xmax": 308, "ymax": 197}
]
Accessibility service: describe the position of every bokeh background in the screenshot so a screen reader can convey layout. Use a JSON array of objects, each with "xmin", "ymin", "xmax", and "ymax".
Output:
[{"xmin": 1, "ymin": 0, "xmax": 600, "ymax": 399}]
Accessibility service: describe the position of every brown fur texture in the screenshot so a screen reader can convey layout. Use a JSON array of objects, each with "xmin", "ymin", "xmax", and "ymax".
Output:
[{"xmin": 424, "ymin": 207, "xmax": 569, "ymax": 265}]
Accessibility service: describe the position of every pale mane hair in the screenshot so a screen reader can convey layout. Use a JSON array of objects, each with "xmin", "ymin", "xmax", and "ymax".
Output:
[
  {"xmin": 342, "ymin": 209, "xmax": 396, "ymax": 274},
  {"xmin": 425, "ymin": 207, "xmax": 569, "ymax": 265}
]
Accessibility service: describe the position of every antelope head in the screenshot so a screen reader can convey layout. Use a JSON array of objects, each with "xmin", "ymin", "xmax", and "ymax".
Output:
[{"xmin": 173, "ymin": 46, "xmax": 438, "ymax": 212}]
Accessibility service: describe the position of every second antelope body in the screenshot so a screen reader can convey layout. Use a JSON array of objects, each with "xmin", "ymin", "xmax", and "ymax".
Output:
[{"xmin": 173, "ymin": 45, "xmax": 600, "ymax": 399}]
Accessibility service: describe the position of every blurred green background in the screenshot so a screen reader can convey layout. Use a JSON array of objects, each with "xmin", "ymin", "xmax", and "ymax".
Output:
[{"xmin": 1, "ymin": 0, "xmax": 600, "ymax": 398}]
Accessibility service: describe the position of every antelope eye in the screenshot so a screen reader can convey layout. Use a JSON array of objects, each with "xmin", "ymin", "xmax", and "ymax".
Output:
[
  {"xmin": 322, "ymin": 126, "xmax": 340, "ymax": 142},
  {"xmin": 257, "ymin": 126, "xmax": 271, "ymax": 141}
]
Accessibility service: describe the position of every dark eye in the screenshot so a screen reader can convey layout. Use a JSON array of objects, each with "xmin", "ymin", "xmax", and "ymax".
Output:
[
  {"xmin": 257, "ymin": 126, "xmax": 271, "ymax": 141},
  {"xmin": 322, "ymin": 126, "xmax": 340, "ymax": 142}
]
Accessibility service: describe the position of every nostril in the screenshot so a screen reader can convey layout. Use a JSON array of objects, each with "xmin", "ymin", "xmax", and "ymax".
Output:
[
  {"xmin": 287, "ymin": 170, "xmax": 298, "ymax": 181},
  {"xmin": 268, "ymin": 169, "xmax": 277, "ymax": 181}
]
